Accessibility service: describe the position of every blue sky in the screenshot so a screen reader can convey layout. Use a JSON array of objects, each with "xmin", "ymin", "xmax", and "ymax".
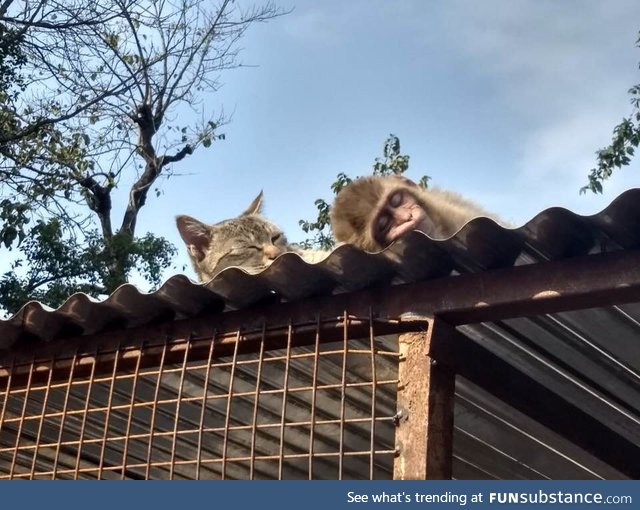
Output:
[{"xmin": 46, "ymin": 1, "xmax": 640, "ymax": 284}]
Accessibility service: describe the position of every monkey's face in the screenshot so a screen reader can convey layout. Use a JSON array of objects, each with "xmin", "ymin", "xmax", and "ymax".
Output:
[{"xmin": 372, "ymin": 188, "xmax": 435, "ymax": 247}]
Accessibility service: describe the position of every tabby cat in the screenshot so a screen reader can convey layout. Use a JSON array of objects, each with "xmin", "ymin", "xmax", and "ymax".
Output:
[{"xmin": 176, "ymin": 192, "xmax": 328, "ymax": 282}]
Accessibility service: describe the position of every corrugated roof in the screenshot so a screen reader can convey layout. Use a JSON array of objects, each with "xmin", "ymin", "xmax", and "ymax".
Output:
[{"xmin": 2, "ymin": 188, "xmax": 640, "ymax": 348}]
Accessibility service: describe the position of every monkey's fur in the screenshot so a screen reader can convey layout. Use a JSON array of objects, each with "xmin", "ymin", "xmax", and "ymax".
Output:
[{"xmin": 331, "ymin": 175, "xmax": 497, "ymax": 251}]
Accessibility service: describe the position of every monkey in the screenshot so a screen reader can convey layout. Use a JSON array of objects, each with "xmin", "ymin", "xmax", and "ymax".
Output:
[{"xmin": 330, "ymin": 175, "xmax": 499, "ymax": 251}]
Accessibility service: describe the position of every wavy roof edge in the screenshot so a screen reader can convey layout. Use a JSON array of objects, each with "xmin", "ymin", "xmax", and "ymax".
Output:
[{"xmin": 2, "ymin": 188, "xmax": 640, "ymax": 345}]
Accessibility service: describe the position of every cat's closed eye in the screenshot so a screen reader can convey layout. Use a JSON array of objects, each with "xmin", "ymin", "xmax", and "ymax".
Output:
[{"xmin": 222, "ymin": 247, "xmax": 260, "ymax": 262}]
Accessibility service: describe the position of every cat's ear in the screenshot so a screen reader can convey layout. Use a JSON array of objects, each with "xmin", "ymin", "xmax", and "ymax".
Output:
[
  {"xmin": 176, "ymin": 215, "xmax": 210, "ymax": 261},
  {"xmin": 241, "ymin": 191, "xmax": 264, "ymax": 216}
]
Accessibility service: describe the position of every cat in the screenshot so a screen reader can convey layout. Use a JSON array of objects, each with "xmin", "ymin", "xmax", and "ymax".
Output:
[{"xmin": 176, "ymin": 191, "xmax": 329, "ymax": 282}]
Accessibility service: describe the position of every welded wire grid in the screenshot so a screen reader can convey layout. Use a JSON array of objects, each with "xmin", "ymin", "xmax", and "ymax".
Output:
[{"xmin": 0, "ymin": 314, "xmax": 400, "ymax": 479}]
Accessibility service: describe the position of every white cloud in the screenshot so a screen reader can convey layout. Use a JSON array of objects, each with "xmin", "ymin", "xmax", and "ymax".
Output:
[
  {"xmin": 431, "ymin": 0, "xmax": 640, "ymax": 204},
  {"xmin": 518, "ymin": 111, "xmax": 622, "ymax": 186},
  {"xmin": 439, "ymin": 1, "xmax": 639, "ymax": 112}
]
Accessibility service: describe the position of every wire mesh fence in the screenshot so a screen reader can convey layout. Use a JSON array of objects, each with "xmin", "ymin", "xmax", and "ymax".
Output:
[{"xmin": 0, "ymin": 313, "xmax": 401, "ymax": 479}]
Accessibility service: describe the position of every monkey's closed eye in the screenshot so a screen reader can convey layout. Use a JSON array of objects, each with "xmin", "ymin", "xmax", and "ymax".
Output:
[
  {"xmin": 388, "ymin": 190, "xmax": 403, "ymax": 208},
  {"xmin": 377, "ymin": 214, "xmax": 391, "ymax": 233}
]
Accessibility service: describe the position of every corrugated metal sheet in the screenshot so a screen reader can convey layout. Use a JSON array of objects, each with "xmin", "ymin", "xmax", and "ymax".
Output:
[
  {"xmin": 2, "ymin": 188, "xmax": 640, "ymax": 347},
  {"xmin": 1, "ymin": 188, "xmax": 640, "ymax": 480}
]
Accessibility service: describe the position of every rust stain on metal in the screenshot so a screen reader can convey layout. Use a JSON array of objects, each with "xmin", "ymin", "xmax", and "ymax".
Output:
[{"xmin": 393, "ymin": 319, "xmax": 455, "ymax": 480}]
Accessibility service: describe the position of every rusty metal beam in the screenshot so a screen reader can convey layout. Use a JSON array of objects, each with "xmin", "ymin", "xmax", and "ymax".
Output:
[
  {"xmin": 3, "ymin": 249, "xmax": 640, "ymax": 379},
  {"xmin": 150, "ymin": 247, "xmax": 638, "ymax": 328},
  {"xmin": 2, "ymin": 249, "xmax": 640, "ymax": 368},
  {"xmin": 0, "ymin": 317, "xmax": 413, "ymax": 386},
  {"xmin": 393, "ymin": 319, "xmax": 455, "ymax": 480},
  {"xmin": 362, "ymin": 247, "xmax": 640, "ymax": 325},
  {"xmin": 148, "ymin": 248, "xmax": 640, "ymax": 330}
]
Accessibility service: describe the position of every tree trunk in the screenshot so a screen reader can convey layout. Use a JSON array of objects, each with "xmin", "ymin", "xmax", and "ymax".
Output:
[{"xmin": 103, "ymin": 231, "xmax": 131, "ymax": 293}]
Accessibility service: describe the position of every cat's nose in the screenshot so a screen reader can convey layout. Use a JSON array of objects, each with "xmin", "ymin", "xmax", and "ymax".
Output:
[{"xmin": 263, "ymin": 244, "xmax": 282, "ymax": 260}]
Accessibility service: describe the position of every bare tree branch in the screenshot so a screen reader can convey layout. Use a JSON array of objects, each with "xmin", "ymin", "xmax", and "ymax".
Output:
[{"xmin": 0, "ymin": 0, "xmax": 285, "ymax": 301}]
